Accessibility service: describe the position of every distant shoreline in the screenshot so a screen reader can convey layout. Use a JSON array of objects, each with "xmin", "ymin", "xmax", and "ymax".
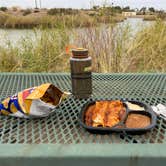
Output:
[
  {"xmin": 0, "ymin": 10, "xmax": 125, "ymax": 29},
  {"xmin": 0, "ymin": 7, "xmax": 165, "ymax": 29}
]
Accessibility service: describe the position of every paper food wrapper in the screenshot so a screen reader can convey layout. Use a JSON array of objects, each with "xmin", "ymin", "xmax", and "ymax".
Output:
[{"xmin": 0, "ymin": 83, "xmax": 70, "ymax": 118}]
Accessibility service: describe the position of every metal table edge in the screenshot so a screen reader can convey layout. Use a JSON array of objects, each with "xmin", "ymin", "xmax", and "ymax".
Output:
[
  {"xmin": 0, "ymin": 144, "xmax": 166, "ymax": 166},
  {"xmin": 0, "ymin": 72, "xmax": 165, "ymax": 76},
  {"xmin": 0, "ymin": 144, "xmax": 165, "ymax": 157}
]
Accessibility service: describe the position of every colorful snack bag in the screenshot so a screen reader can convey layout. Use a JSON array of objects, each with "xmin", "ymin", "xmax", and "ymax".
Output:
[{"xmin": 0, "ymin": 83, "xmax": 70, "ymax": 118}]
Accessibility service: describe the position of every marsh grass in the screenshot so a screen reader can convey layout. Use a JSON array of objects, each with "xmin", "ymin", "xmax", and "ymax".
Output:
[
  {"xmin": 0, "ymin": 28, "xmax": 70, "ymax": 72},
  {"xmin": 73, "ymin": 20, "xmax": 166, "ymax": 73},
  {"xmin": 125, "ymin": 20, "xmax": 166, "ymax": 72},
  {"xmin": 72, "ymin": 23, "xmax": 131, "ymax": 72},
  {"xmin": 0, "ymin": 13, "xmax": 97, "ymax": 29},
  {"xmin": 143, "ymin": 15, "xmax": 157, "ymax": 21},
  {"xmin": 0, "ymin": 11, "xmax": 125, "ymax": 29},
  {"xmin": 0, "ymin": 20, "xmax": 165, "ymax": 73}
]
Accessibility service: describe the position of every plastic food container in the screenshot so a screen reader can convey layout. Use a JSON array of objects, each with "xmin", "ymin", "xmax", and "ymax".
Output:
[{"xmin": 78, "ymin": 100, "xmax": 157, "ymax": 134}]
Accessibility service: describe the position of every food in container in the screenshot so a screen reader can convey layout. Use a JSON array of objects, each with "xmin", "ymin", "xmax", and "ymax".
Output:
[
  {"xmin": 79, "ymin": 100, "xmax": 157, "ymax": 134},
  {"xmin": 125, "ymin": 113, "xmax": 151, "ymax": 128},
  {"xmin": 85, "ymin": 100, "xmax": 126, "ymax": 127},
  {"xmin": 126, "ymin": 102, "xmax": 145, "ymax": 111}
]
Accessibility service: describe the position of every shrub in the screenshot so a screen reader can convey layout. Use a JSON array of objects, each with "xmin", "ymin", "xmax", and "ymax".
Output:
[
  {"xmin": 23, "ymin": 9, "xmax": 32, "ymax": 16},
  {"xmin": 47, "ymin": 8, "xmax": 78, "ymax": 15},
  {"xmin": 0, "ymin": 7, "xmax": 7, "ymax": 12}
]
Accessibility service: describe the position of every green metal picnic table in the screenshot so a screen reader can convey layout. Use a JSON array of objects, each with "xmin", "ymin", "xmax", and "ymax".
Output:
[{"xmin": 0, "ymin": 73, "xmax": 166, "ymax": 166}]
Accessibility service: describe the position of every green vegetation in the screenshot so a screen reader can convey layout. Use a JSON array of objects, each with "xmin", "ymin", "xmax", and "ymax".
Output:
[
  {"xmin": 0, "ymin": 29, "xmax": 69, "ymax": 72},
  {"xmin": 0, "ymin": 5, "xmax": 165, "ymax": 29},
  {"xmin": 0, "ymin": 7, "xmax": 124, "ymax": 29},
  {"xmin": 72, "ymin": 24, "xmax": 129, "ymax": 72},
  {"xmin": 0, "ymin": 7, "xmax": 7, "ymax": 12},
  {"xmin": 158, "ymin": 11, "xmax": 166, "ymax": 20},
  {"xmin": 0, "ymin": 11, "xmax": 125, "ymax": 29},
  {"xmin": 47, "ymin": 8, "xmax": 78, "ymax": 15},
  {"xmin": 0, "ymin": 20, "xmax": 165, "ymax": 73},
  {"xmin": 0, "ymin": 6, "xmax": 126, "ymax": 29},
  {"xmin": 22, "ymin": 9, "xmax": 32, "ymax": 16},
  {"xmin": 0, "ymin": 4, "xmax": 165, "ymax": 73},
  {"xmin": 149, "ymin": 7, "xmax": 155, "ymax": 13},
  {"xmin": 0, "ymin": 13, "xmax": 98, "ymax": 29},
  {"xmin": 143, "ymin": 15, "xmax": 157, "ymax": 21},
  {"xmin": 125, "ymin": 20, "xmax": 166, "ymax": 72},
  {"xmin": 74, "ymin": 20, "xmax": 166, "ymax": 73}
]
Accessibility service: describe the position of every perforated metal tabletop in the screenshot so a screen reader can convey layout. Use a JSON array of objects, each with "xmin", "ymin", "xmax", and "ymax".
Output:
[{"xmin": 0, "ymin": 73, "xmax": 166, "ymax": 166}]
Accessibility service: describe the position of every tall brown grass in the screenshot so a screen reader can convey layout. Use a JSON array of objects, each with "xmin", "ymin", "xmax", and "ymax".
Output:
[
  {"xmin": 0, "ymin": 13, "xmax": 98, "ymax": 29},
  {"xmin": 73, "ymin": 20, "xmax": 166, "ymax": 73},
  {"xmin": 0, "ymin": 12, "xmax": 124, "ymax": 29},
  {"xmin": 0, "ymin": 20, "xmax": 165, "ymax": 73},
  {"xmin": 143, "ymin": 15, "xmax": 157, "ymax": 21},
  {"xmin": 0, "ymin": 28, "xmax": 70, "ymax": 72},
  {"xmin": 72, "ymin": 23, "xmax": 131, "ymax": 72},
  {"xmin": 125, "ymin": 20, "xmax": 166, "ymax": 72}
]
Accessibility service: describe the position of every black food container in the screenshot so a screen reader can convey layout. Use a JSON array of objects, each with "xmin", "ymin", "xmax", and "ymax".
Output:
[{"xmin": 78, "ymin": 100, "xmax": 157, "ymax": 134}]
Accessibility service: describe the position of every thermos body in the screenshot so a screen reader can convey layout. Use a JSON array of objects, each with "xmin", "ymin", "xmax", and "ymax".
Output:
[{"xmin": 70, "ymin": 49, "xmax": 92, "ymax": 99}]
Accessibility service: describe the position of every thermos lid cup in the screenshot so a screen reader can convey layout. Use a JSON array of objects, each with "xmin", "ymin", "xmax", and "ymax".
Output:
[{"xmin": 72, "ymin": 48, "xmax": 88, "ymax": 58}]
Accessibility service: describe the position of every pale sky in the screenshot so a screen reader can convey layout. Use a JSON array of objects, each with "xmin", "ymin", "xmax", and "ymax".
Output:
[{"xmin": 0, "ymin": 0, "xmax": 166, "ymax": 10}]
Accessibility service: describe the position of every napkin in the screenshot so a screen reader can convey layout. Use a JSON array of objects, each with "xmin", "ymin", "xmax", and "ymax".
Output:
[{"xmin": 152, "ymin": 104, "xmax": 166, "ymax": 120}]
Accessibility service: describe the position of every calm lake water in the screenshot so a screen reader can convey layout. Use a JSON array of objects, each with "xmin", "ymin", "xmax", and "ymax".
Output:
[{"xmin": 0, "ymin": 18, "xmax": 153, "ymax": 46}]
